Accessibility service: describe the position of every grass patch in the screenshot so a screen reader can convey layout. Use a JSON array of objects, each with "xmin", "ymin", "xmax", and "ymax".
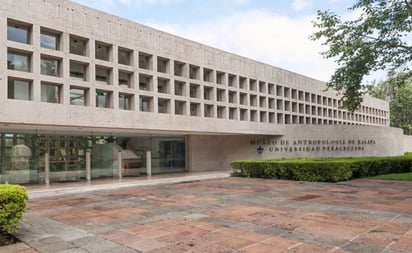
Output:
[{"xmin": 370, "ymin": 172, "xmax": 412, "ymax": 181}]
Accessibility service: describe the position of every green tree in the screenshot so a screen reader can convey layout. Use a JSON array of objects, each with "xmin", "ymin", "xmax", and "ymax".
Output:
[
  {"xmin": 366, "ymin": 73, "xmax": 412, "ymax": 134},
  {"xmin": 311, "ymin": 0, "xmax": 412, "ymax": 111}
]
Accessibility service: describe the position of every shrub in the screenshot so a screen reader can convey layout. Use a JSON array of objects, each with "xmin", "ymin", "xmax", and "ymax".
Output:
[
  {"xmin": 0, "ymin": 184, "xmax": 28, "ymax": 235},
  {"xmin": 291, "ymin": 161, "xmax": 353, "ymax": 182},
  {"xmin": 230, "ymin": 155, "xmax": 412, "ymax": 182}
]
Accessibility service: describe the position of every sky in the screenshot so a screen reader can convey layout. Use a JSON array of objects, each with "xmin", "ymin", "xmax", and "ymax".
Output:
[{"xmin": 70, "ymin": 0, "xmax": 382, "ymax": 83}]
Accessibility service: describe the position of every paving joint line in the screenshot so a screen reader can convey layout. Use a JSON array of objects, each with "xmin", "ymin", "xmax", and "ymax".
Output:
[{"xmin": 333, "ymin": 214, "xmax": 403, "ymax": 252}]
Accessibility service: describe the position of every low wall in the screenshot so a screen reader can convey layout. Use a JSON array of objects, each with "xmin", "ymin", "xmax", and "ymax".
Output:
[
  {"xmin": 404, "ymin": 135, "xmax": 412, "ymax": 153},
  {"xmin": 189, "ymin": 125, "xmax": 404, "ymax": 172}
]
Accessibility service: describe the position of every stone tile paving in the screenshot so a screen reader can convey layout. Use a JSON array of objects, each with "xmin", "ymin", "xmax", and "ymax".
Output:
[{"xmin": 4, "ymin": 177, "xmax": 412, "ymax": 253}]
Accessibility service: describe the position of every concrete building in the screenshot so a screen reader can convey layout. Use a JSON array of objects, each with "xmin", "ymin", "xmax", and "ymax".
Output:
[{"xmin": 0, "ymin": 0, "xmax": 406, "ymax": 184}]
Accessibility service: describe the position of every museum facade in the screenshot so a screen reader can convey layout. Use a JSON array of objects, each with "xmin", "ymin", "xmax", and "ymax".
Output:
[{"xmin": 0, "ymin": 0, "xmax": 407, "ymax": 184}]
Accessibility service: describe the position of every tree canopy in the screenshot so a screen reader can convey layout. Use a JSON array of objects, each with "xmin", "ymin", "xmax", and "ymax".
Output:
[
  {"xmin": 311, "ymin": 0, "xmax": 412, "ymax": 111},
  {"xmin": 366, "ymin": 72, "xmax": 412, "ymax": 134}
]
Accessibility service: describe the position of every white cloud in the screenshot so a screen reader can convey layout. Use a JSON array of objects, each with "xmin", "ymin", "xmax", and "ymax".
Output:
[
  {"xmin": 328, "ymin": 0, "xmax": 347, "ymax": 4},
  {"xmin": 140, "ymin": 0, "xmax": 249, "ymax": 5},
  {"xmin": 73, "ymin": 0, "xmax": 183, "ymax": 10},
  {"xmin": 291, "ymin": 0, "xmax": 313, "ymax": 11},
  {"xmin": 225, "ymin": 0, "xmax": 249, "ymax": 4},
  {"xmin": 74, "ymin": 0, "xmax": 391, "ymax": 83},
  {"xmin": 149, "ymin": 10, "xmax": 336, "ymax": 82},
  {"xmin": 138, "ymin": 0, "xmax": 183, "ymax": 4}
]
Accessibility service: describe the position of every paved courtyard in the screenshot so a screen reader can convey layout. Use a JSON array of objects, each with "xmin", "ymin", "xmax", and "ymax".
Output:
[{"xmin": 3, "ymin": 176, "xmax": 412, "ymax": 253}]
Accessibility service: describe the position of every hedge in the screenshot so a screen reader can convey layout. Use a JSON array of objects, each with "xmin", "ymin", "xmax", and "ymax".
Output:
[
  {"xmin": 0, "ymin": 184, "xmax": 28, "ymax": 234},
  {"xmin": 230, "ymin": 155, "xmax": 412, "ymax": 182}
]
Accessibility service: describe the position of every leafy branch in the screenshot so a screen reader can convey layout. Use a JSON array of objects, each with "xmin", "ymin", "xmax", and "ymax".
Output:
[{"xmin": 311, "ymin": 0, "xmax": 412, "ymax": 111}]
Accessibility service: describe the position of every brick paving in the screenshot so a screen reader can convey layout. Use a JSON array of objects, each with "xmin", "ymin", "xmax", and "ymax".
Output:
[{"xmin": 2, "ymin": 176, "xmax": 412, "ymax": 253}]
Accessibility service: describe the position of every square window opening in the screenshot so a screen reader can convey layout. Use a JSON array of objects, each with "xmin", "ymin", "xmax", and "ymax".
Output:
[
  {"xmin": 70, "ymin": 87, "xmax": 88, "ymax": 106},
  {"xmin": 95, "ymin": 66, "xmax": 111, "ymax": 84},
  {"xmin": 216, "ymin": 71, "xmax": 226, "ymax": 85},
  {"xmin": 8, "ymin": 78, "xmax": 32, "ymax": 101},
  {"xmin": 139, "ymin": 74, "xmax": 153, "ymax": 91},
  {"xmin": 189, "ymin": 84, "xmax": 200, "ymax": 98},
  {"xmin": 239, "ymin": 77, "xmax": 247, "ymax": 89},
  {"xmin": 157, "ymin": 78, "xmax": 170, "ymax": 94},
  {"xmin": 119, "ymin": 93, "xmax": 133, "ymax": 110},
  {"xmin": 96, "ymin": 90, "xmax": 112, "ymax": 108},
  {"xmin": 118, "ymin": 47, "xmax": 133, "ymax": 65},
  {"xmin": 229, "ymin": 91, "xmax": 237, "ymax": 104},
  {"xmin": 217, "ymin": 89, "xmax": 225, "ymax": 102},
  {"xmin": 70, "ymin": 35, "xmax": 88, "ymax": 56},
  {"xmin": 41, "ymin": 82, "xmax": 61, "ymax": 104},
  {"xmin": 189, "ymin": 65, "xmax": 200, "ymax": 80},
  {"xmin": 190, "ymin": 103, "xmax": 200, "ymax": 116},
  {"xmin": 229, "ymin": 108, "xmax": 237, "ymax": 120},
  {"xmin": 8, "ymin": 50, "xmax": 31, "ymax": 72},
  {"xmin": 174, "ymin": 81, "xmax": 186, "ymax": 96},
  {"xmin": 139, "ymin": 52, "xmax": 152, "ymax": 70},
  {"xmin": 40, "ymin": 28, "xmax": 60, "ymax": 50},
  {"xmin": 175, "ymin": 101, "xmax": 186, "ymax": 115},
  {"xmin": 174, "ymin": 61, "xmax": 186, "ymax": 77},
  {"xmin": 228, "ymin": 74, "xmax": 237, "ymax": 87},
  {"xmin": 158, "ymin": 99, "xmax": 170, "ymax": 114},
  {"xmin": 41, "ymin": 56, "xmax": 61, "ymax": 77},
  {"xmin": 7, "ymin": 19, "xmax": 31, "ymax": 44},
  {"xmin": 140, "ymin": 96, "xmax": 153, "ymax": 112},
  {"xmin": 203, "ymin": 68, "xmax": 214, "ymax": 83},
  {"xmin": 217, "ymin": 106, "xmax": 226, "ymax": 119},
  {"xmin": 204, "ymin": 104, "xmax": 214, "ymax": 118},
  {"xmin": 119, "ymin": 71, "xmax": 132, "ymax": 88},
  {"xmin": 70, "ymin": 61, "xmax": 88, "ymax": 81},
  {"xmin": 95, "ymin": 41, "xmax": 111, "ymax": 61},
  {"xmin": 204, "ymin": 86, "xmax": 213, "ymax": 100},
  {"xmin": 157, "ymin": 57, "xmax": 169, "ymax": 73}
]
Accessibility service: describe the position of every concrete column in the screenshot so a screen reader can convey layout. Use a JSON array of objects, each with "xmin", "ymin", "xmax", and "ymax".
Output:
[
  {"xmin": 45, "ymin": 152, "xmax": 50, "ymax": 185},
  {"xmin": 32, "ymin": 24, "xmax": 41, "ymax": 103},
  {"xmin": 118, "ymin": 151, "xmax": 122, "ymax": 179},
  {"xmin": 86, "ymin": 151, "xmax": 91, "ymax": 181},
  {"xmin": 146, "ymin": 150, "xmax": 151, "ymax": 177}
]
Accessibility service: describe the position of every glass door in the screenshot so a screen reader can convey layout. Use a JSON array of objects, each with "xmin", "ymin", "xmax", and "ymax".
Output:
[{"xmin": 156, "ymin": 138, "xmax": 186, "ymax": 173}]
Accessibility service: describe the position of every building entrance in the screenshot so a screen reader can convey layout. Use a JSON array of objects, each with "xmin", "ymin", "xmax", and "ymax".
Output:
[
  {"xmin": 157, "ymin": 139, "xmax": 186, "ymax": 173},
  {"xmin": 0, "ymin": 133, "xmax": 187, "ymax": 184},
  {"xmin": 122, "ymin": 136, "xmax": 187, "ymax": 175}
]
